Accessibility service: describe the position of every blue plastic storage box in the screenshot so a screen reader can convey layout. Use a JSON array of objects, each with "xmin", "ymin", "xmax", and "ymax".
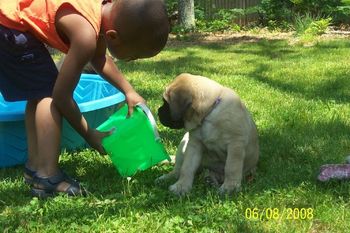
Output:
[{"xmin": 0, "ymin": 73, "xmax": 125, "ymax": 168}]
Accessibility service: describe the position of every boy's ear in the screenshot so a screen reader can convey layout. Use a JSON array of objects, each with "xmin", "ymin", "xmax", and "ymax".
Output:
[{"xmin": 105, "ymin": 30, "xmax": 122, "ymax": 44}]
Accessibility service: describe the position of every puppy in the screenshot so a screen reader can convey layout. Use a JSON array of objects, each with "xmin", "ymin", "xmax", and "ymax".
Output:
[{"xmin": 157, "ymin": 73, "xmax": 259, "ymax": 195}]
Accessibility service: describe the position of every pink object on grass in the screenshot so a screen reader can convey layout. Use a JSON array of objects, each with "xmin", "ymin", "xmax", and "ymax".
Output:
[{"xmin": 317, "ymin": 164, "xmax": 350, "ymax": 181}]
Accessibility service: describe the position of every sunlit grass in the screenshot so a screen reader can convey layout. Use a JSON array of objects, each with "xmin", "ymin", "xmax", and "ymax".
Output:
[{"xmin": 1, "ymin": 36, "xmax": 350, "ymax": 232}]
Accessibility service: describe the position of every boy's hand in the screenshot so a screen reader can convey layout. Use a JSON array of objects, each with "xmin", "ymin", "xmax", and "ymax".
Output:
[
  {"xmin": 86, "ymin": 128, "xmax": 114, "ymax": 155},
  {"xmin": 125, "ymin": 90, "xmax": 145, "ymax": 117}
]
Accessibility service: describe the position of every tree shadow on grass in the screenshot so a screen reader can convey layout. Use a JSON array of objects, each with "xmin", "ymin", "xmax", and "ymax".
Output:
[
  {"xmin": 240, "ymin": 40, "xmax": 350, "ymax": 103},
  {"xmin": 248, "ymin": 59, "xmax": 350, "ymax": 103},
  {"xmin": 127, "ymin": 38, "xmax": 350, "ymax": 104},
  {"xmin": 229, "ymin": 39, "xmax": 297, "ymax": 60}
]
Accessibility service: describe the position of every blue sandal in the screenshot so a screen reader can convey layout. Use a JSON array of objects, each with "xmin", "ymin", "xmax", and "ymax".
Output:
[
  {"xmin": 24, "ymin": 165, "xmax": 36, "ymax": 185},
  {"xmin": 31, "ymin": 170, "xmax": 87, "ymax": 198}
]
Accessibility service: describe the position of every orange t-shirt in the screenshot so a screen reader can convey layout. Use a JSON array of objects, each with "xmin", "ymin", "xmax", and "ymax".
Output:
[{"xmin": 0, "ymin": 0, "xmax": 102, "ymax": 53}]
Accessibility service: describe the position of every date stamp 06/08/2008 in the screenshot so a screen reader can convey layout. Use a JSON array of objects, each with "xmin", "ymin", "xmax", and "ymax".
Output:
[{"xmin": 244, "ymin": 207, "xmax": 314, "ymax": 221}]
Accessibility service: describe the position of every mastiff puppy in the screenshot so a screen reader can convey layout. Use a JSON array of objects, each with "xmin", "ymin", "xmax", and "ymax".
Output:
[{"xmin": 157, "ymin": 73, "xmax": 259, "ymax": 195}]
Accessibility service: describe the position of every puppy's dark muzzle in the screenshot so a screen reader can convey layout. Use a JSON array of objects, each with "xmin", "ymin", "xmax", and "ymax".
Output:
[{"xmin": 158, "ymin": 101, "xmax": 184, "ymax": 129}]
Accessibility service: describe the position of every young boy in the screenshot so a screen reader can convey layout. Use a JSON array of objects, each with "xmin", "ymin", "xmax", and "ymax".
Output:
[{"xmin": 0, "ymin": 0, "xmax": 169, "ymax": 197}]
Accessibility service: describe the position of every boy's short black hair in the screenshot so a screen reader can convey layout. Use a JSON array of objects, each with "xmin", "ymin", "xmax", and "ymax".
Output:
[{"xmin": 112, "ymin": 0, "xmax": 170, "ymax": 54}]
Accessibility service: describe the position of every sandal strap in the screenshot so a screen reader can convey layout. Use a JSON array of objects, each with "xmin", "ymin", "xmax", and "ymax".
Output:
[
  {"xmin": 24, "ymin": 165, "xmax": 37, "ymax": 185},
  {"xmin": 24, "ymin": 165, "xmax": 36, "ymax": 177},
  {"xmin": 33, "ymin": 171, "xmax": 66, "ymax": 192},
  {"xmin": 32, "ymin": 170, "xmax": 86, "ymax": 196}
]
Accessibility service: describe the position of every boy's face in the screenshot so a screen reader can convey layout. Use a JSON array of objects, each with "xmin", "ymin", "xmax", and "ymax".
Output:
[
  {"xmin": 106, "ymin": 36, "xmax": 158, "ymax": 62},
  {"xmin": 107, "ymin": 42, "xmax": 137, "ymax": 61}
]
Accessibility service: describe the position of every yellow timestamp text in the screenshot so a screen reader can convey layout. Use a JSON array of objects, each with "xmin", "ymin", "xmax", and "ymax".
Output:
[{"xmin": 245, "ymin": 207, "xmax": 314, "ymax": 221}]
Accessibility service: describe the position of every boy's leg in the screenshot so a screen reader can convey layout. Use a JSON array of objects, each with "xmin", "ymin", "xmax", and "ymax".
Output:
[
  {"xmin": 34, "ymin": 97, "xmax": 61, "ymax": 177},
  {"xmin": 33, "ymin": 97, "xmax": 74, "ymax": 192},
  {"xmin": 24, "ymin": 99, "xmax": 39, "ymax": 183},
  {"xmin": 25, "ymin": 99, "xmax": 38, "ymax": 171},
  {"xmin": 26, "ymin": 97, "xmax": 85, "ymax": 194}
]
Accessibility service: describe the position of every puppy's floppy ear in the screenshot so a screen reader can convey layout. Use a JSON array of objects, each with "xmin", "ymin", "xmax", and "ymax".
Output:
[{"xmin": 166, "ymin": 88, "xmax": 192, "ymax": 121}]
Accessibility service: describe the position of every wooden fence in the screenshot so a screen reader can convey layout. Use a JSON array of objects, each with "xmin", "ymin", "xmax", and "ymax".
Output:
[{"xmin": 197, "ymin": 0, "xmax": 261, "ymax": 26}]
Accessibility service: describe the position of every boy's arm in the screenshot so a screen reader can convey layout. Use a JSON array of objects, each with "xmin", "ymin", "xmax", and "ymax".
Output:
[
  {"xmin": 90, "ymin": 38, "xmax": 145, "ymax": 116},
  {"xmin": 53, "ymin": 8, "xmax": 111, "ymax": 153}
]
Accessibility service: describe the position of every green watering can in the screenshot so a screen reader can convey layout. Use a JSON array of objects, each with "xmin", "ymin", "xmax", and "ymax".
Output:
[{"xmin": 97, "ymin": 103, "xmax": 170, "ymax": 177}]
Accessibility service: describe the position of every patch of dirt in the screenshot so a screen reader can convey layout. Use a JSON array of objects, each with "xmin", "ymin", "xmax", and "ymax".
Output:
[{"xmin": 167, "ymin": 28, "xmax": 350, "ymax": 46}]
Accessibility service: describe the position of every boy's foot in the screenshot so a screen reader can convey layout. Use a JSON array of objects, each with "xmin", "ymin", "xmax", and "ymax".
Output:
[{"xmin": 31, "ymin": 170, "xmax": 87, "ymax": 198}]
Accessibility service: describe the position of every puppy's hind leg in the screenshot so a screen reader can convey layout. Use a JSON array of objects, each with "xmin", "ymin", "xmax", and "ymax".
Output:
[
  {"xmin": 204, "ymin": 170, "xmax": 221, "ymax": 187},
  {"xmin": 219, "ymin": 141, "xmax": 245, "ymax": 194}
]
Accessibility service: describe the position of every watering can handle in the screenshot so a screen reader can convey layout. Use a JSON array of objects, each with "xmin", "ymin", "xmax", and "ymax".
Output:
[{"xmin": 136, "ymin": 103, "xmax": 160, "ymax": 140}]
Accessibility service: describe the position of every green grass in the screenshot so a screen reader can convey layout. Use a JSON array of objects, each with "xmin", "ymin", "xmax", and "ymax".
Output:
[{"xmin": 1, "ymin": 36, "xmax": 350, "ymax": 232}]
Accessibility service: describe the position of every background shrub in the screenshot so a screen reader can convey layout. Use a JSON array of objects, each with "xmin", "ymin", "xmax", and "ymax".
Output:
[
  {"xmin": 259, "ymin": 0, "xmax": 346, "ymax": 28},
  {"xmin": 165, "ymin": 0, "xmax": 349, "ymax": 33}
]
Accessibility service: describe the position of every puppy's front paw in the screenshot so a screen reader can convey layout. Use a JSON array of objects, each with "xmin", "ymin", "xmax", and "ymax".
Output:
[
  {"xmin": 218, "ymin": 181, "xmax": 241, "ymax": 195},
  {"xmin": 169, "ymin": 181, "xmax": 192, "ymax": 196}
]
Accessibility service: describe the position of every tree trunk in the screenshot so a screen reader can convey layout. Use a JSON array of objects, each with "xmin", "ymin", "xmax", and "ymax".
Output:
[{"xmin": 178, "ymin": 0, "xmax": 195, "ymax": 30}]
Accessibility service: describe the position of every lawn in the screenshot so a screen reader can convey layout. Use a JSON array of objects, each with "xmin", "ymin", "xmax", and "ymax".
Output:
[{"xmin": 1, "ymin": 34, "xmax": 350, "ymax": 232}]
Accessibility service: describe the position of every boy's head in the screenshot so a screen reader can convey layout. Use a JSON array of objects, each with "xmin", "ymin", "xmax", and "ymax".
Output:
[{"xmin": 105, "ymin": 0, "xmax": 169, "ymax": 61}]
